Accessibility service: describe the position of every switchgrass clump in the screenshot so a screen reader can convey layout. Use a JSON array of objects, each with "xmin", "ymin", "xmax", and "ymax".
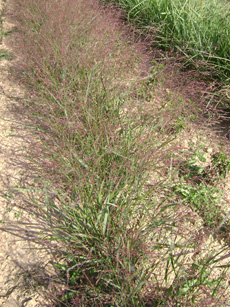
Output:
[{"xmin": 8, "ymin": 0, "xmax": 230, "ymax": 305}]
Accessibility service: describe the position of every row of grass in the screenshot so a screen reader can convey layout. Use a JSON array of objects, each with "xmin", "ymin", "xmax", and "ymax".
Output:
[
  {"xmin": 103, "ymin": 0, "xmax": 230, "ymax": 82},
  {"xmin": 8, "ymin": 0, "xmax": 230, "ymax": 305}
]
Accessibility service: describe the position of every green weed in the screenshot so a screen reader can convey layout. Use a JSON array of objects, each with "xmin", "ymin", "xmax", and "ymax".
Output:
[
  {"xmin": 173, "ymin": 182, "xmax": 222, "ymax": 227},
  {"xmin": 178, "ymin": 150, "xmax": 230, "ymax": 183},
  {"xmin": 174, "ymin": 149, "xmax": 230, "ymax": 240},
  {"xmin": 0, "ymin": 49, "xmax": 13, "ymax": 60}
]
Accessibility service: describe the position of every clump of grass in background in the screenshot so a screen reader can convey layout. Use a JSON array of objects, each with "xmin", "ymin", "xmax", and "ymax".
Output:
[
  {"xmin": 8, "ymin": 0, "xmax": 230, "ymax": 305},
  {"xmin": 103, "ymin": 0, "xmax": 230, "ymax": 82}
]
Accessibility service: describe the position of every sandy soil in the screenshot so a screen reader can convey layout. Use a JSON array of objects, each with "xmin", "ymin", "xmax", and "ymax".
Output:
[{"xmin": 0, "ymin": 1, "xmax": 56, "ymax": 306}]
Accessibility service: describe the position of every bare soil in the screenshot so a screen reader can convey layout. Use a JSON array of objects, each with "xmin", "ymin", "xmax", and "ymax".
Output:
[{"xmin": 0, "ymin": 1, "xmax": 56, "ymax": 306}]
